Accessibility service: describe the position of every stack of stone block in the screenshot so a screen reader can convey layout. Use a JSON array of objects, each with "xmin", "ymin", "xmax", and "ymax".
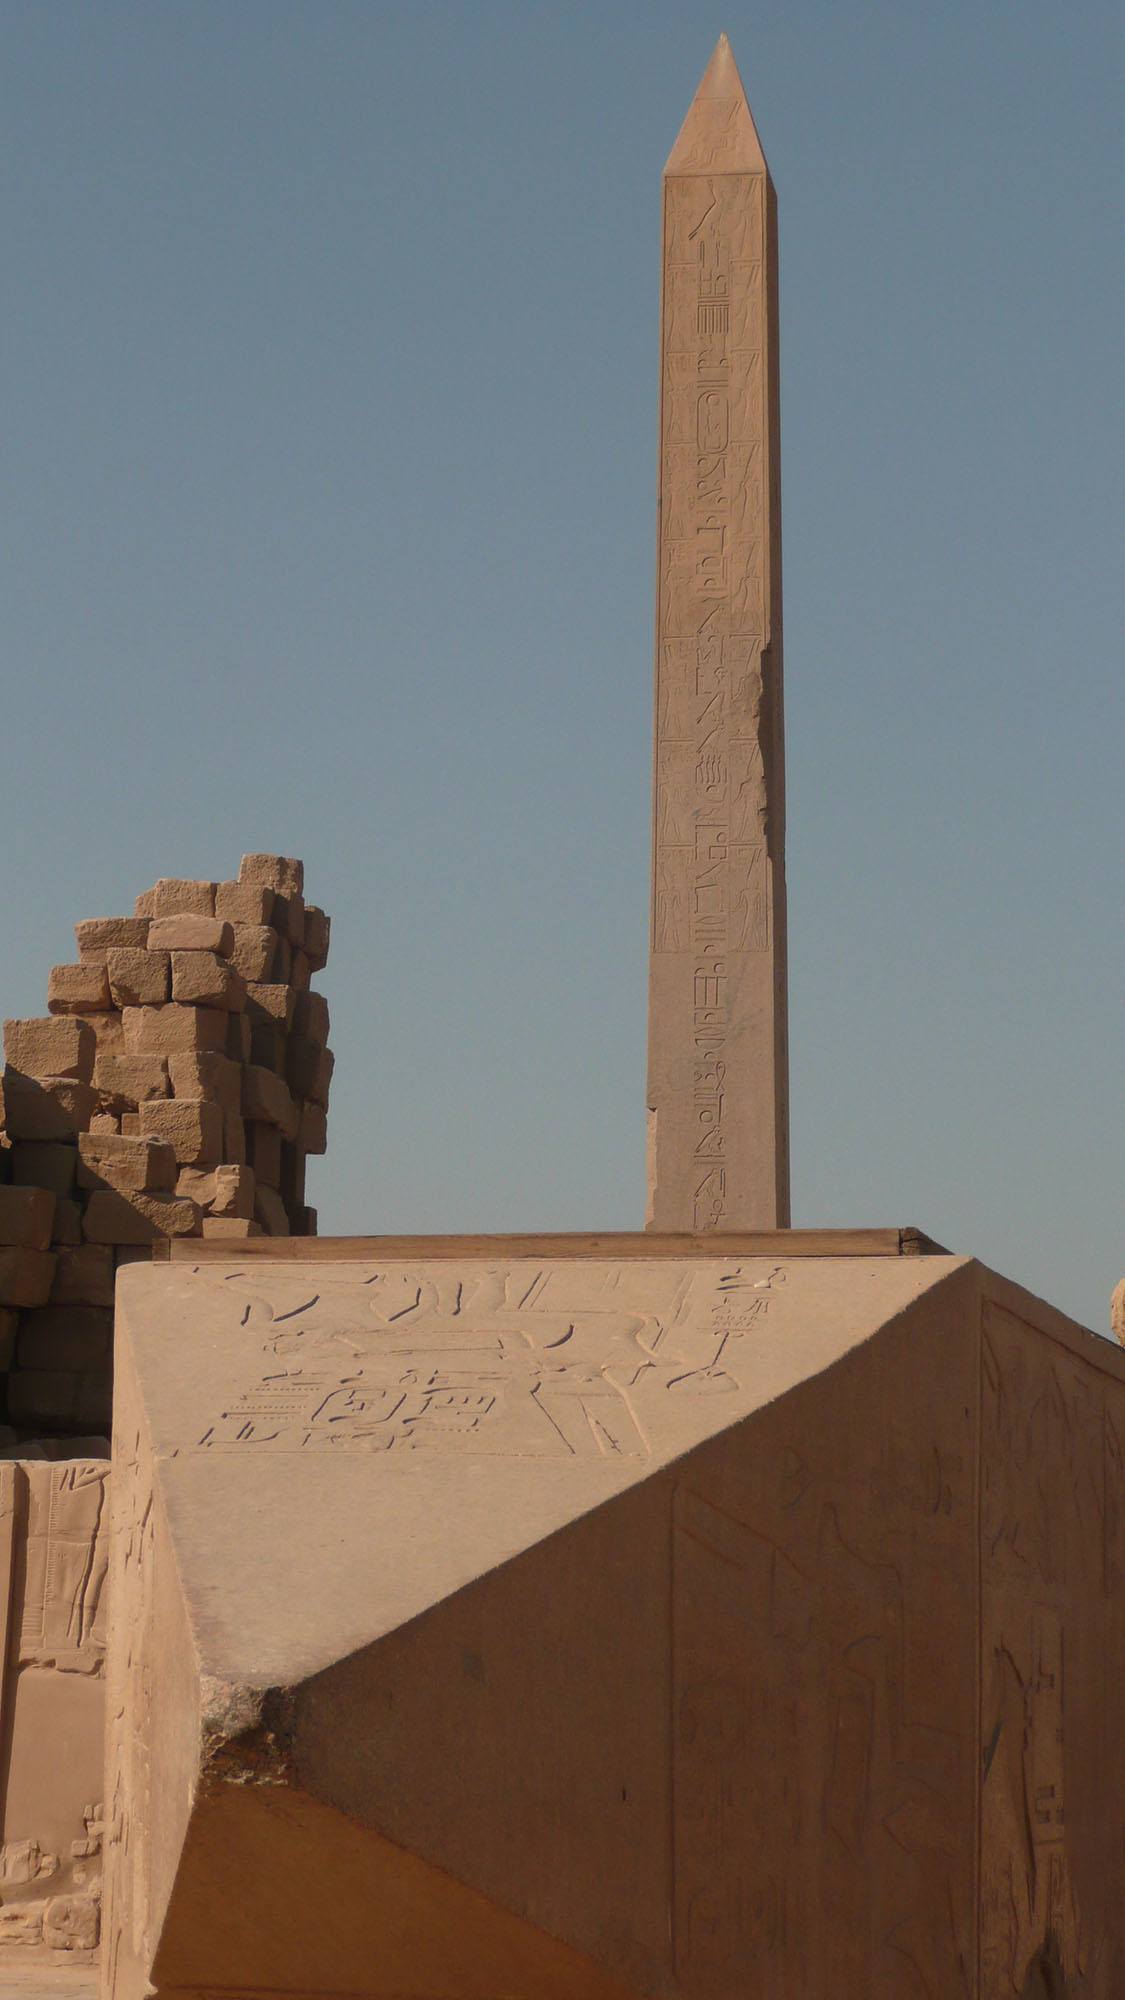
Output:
[{"xmin": 0, "ymin": 856, "xmax": 331, "ymax": 1434}]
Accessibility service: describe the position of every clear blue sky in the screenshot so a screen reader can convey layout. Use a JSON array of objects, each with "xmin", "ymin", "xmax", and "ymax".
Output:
[{"xmin": 2, "ymin": 3, "xmax": 1121, "ymax": 1332}]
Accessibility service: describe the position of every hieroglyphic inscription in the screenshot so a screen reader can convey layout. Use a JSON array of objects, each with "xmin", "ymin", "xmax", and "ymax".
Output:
[
  {"xmin": 0, "ymin": 1461, "xmax": 107, "ymax": 1962},
  {"xmin": 978, "ymin": 1303, "xmax": 1125, "ymax": 1994},
  {"xmin": 648, "ymin": 51, "xmax": 787, "ymax": 1231},
  {"xmin": 194, "ymin": 1262, "xmax": 790, "ymax": 1456}
]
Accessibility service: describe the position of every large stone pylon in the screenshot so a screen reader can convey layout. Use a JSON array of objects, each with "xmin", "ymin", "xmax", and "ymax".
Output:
[{"xmin": 646, "ymin": 35, "xmax": 789, "ymax": 1232}]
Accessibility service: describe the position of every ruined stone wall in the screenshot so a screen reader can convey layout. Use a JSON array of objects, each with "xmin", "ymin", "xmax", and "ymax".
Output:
[{"xmin": 0, "ymin": 855, "xmax": 331, "ymax": 1438}]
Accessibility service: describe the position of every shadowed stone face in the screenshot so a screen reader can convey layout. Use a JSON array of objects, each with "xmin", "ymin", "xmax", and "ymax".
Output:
[{"xmin": 647, "ymin": 35, "xmax": 789, "ymax": 1233}]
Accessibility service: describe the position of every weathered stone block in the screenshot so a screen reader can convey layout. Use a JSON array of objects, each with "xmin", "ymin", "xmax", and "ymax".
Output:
[
  {"xmin": 299, "ymin": 1100, "xmax": 328, "ymax": 1154},
  {"xmin": 94, "ymin": 1052, "xmax": 170, "ymax": 1112},
  {"xmin": 250, "ymin": 1021, "xmax": 287, "ymax": 1073},
  {"xmin": 246, "ymin": 982, "xmax": 296, "ymax": 1027},
  {"xmin": 253, "ymin": 1184, "xmax": 290, "ymax": 1235},
  {"xmin": 289, "ymin": 948, "xmax": 311, "ymax": 992},
  {"xmin": 293, "ymin": 990, "xmax": 330, "ymax": 1045},
  {"xmin": 226, "ymin": 1012, "xmax": 252, "ymax": 1064},
  {"xmin": 200, "ymin": 1216, "xmax": 263, "ymax": 1238},
  {"xmin": 287, "ymin": 1037, "xmax": 333, "ymax": 1107},
  {"xmin": 47, "ymin": 962, "xmax": 112, "ymax": 1014},
  {"xmin": 1, "ymin": 1072, "xmax": 98, "ymax": 1141},
  {"xmin": 151, "ymin": 878, "xmax": 216, "ymax": 919},
  {"xmin": 168, "ymin": 1050, "xmax": 242, "ymax": 1111},
  {"xmin": 3, "ymin": 1016, "xmax": 95, "ymax": 1082},
  {"xmin": 122, "ymin": 1005, "xmax": 228, "ymax": 1057},
  {"xmin": 0, "ymin": 1185, "xmax": 55, "ymax": 1250},
  {"xmin": 50, "ymin": 1242, "xmax": 115, "ymax": 1307},
  {"xmin": 239, "ymin": 852, "xmax": 304, "ymax": 896},
  {"xmin": 86, "ymin": 1010, "xmax": 126, "ymax": 1054},
  {"xmin": 227, "ymin": 924, "xmax": 277, "ymax": 982},
  {"xmin": 273, "ymin": 892, "xmax": 306, "ymax": 947},
  {"xmin": 78, "ymin": 1131, "xmax": 177, "ymax": 1193},
  {"xmin": 174, "ymin": 1163, "xmax": 255, "ymax": 1219},
  {"xmin": 148, "ymin": 914, "xmax": 234, "ymax": 956},
  {"xmin": 8, "ymin": 1368, "xmax": 111, "ymax": 1431},
  {"xmin": 224, "ymin": 1109, "xmax": 247, "ymax": 1165},
  {"xmin": 0, "ymin": 1247, "xmax": 56, "ymax": 1308},
  {"xmin": 245, "ymin": 1120, "xmax": 280, "ymax": 1188},
  {"xmin": 16, "ymin": 1305, "xmax": 113, "ymax": 1371},
  {"xmin": 139, "ymin": 1098, "xmax": 224, "ymax": 1166},
  {"xmin": 303, "ymin": 903, "xmax": 331, "ymax": 970},
  {"xmin": 134, "ymin": 887, "xmax": 156, "ymax": 917},
  {"xmin": 106, "ymin": 946, "xmax": 170, "ymax": 1007},
  {"xmin": 10, "ymin": 1142, "xmax": 76, "ymax": 1198},
  {"xmin": 170, "ymin": 950, "xmax": 245, "ymax": 1011},
  {"xmin": 214, "ymin": 880, "xmax": 274, "ymax": 927},
  {"xmin": 82, "ymin": 1189, "xmax": 199, "ymax": 1244},
  {"xmin": 242, "ymin": 1066, "xmax": 298, "ymax": 1140},
  {"xmin": 51, "ymin": 1196, "xmax": 83, "ymax": 1245},
  {"xmin": 88, "ymin": 1111, "xmax": 121, "ymax": 1135},
  {"xmin": 75, "ymin": 915, "xmax": 151, "ymax": 958}
]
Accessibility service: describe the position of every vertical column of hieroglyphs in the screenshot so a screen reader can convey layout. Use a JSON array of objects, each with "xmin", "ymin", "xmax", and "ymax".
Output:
[{"xmin": 647, "ymin": 36, "xmax": 789, "ymax": 1232}]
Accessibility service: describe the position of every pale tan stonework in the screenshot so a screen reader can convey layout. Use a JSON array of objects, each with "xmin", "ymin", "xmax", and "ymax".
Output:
[{"xmin": 647, "ymin": 37, "xmax": 789, "ymax": 1233}]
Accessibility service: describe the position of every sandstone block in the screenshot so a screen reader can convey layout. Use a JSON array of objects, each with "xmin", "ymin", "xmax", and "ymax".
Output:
[
  {"xmin": 239, "ymin": 852, "xmax": 304, "ymax": 897},
  {"xmin": 106, "ymin": 946, "xmax": 170, "ymax": 1007},
  {"xmin": 226, "ymin": 1011, "xmax": 252, "ymax": 1063},
  {"xmin": 134, "ymin": 887, "xmax": 156, "ymax": 917},
  {"xmin": 0, "ymin": 1247, "xmax": 56, "ymax": 1308},
  {"xmin": 75, "ymin": 914, "xmax": 151, "ymax": 959},
  {"xmin": 148, "ymin": 915, "xmax": 234, "ymax": 958},
  {"xmin": 288, "ymin": 1037, "xmax": 334, "ymax": 1107},
  {"xmin": 50, "ymin": 1242, "xmax": 115, "ymax": 1307},
  {"xmin": 175, "ymin": 1163, "xmax": 255, "ymax": 1219},
  {"xmin": 303, "ymin": 904, "xmax": 330, "ymax": 970},
  {"xmin": 94, "ymin": 1052, "xmax": 170, "ymax": 1111},
  {"xmin": 289, "ymin": 948, "xmax": 311, "ymax": 992},
  {"xmin": 246, "ymin": 1120, "xmax": 280, "ymax": 1188},
  {"xmin": 293, "ymin": 1204, "xmax": 317, "ymax": 1235},
  {"xmin": 250, "ymin": 1021, "xmax": 287, "ymax": 1073},
  {"xmin": 201, "ymin": 1216, "xmax": 264, "ymax": 1238},
  {"xmin": 293, "ymin": 990, "xmax": 330, "ymax": 1045},
  {"xmin": 47, "ymin": 962, "xmax": 112, "ymax": 1014},
  {"xmin": 151, "ymin": 878, "xmax": 216, "ymax": 919},
  {"xmin": 214, "ymin": 880, "xmax": 274, "ymax": 927},
  {"xmin": 10, "ymin": 1142, "xmax": 76, "ymax": 1197},
  {"xmin": 168, "ymin": 1050, "xmax": 242, "ymax": 1111},
  {"xmin": 83, "ymin": 1189, "xmax": 200, "ymax": 1244},
  {"xmin": 88, "ymin": 1111, "xmax": 121, "ymax": 1134},
  {"xmin": 171, "ymin": 950, "xmax": 245, "ymax": 1011},
  {"xmin": 246, "ymin": 982, "xmax": 296, "ymax": 1027},
  {"xmin": 86, "ymin": 1010, "xmax": 126, "ymax": 1054},
  {"xmin": 280, "ymin": 1141, "xmax": 305, "ymax": 1213},
  {"xmin": 224, "ymin": 1109, "xmax": 246, "ymax": 1164},
  {"xmin": 78, "ymin": 1131, "xmax": 178, "ymax": 1193},
  {"xmin": 299, "ymin": 1101, "xmax": 327, "ymax": 1155},
  {"xmin": 116, "ymin": 1244, "xmax": 152, "ymax": 1268},
  {"xmin": 2, "ymin": 1072, "xmax": 98, "ymax": 1141},
  {"xmin": 8, "ymin": 1368, "xmax": 111, "ymax": 1432},
  {"xmin": 242, "ymin": 1066, "xmax": 298, "ymax": 1140},
  {"xmin": 51, "ymin": 1197, "xmax": 83, "ymax": 1245},
  {"xmin": 0, "ymin": 1308, "xmax": 15, "ymax": 1367},
  {"xmin": 4, "ymin": 1016, "xmax": 95, "ymax": 1081},
  {"xmin": 271, "ymin": 934, "xmax": 292, "ymax": 983},
  {"xmin": 227, "ymin": 925, "xmax": 276, "ymax": 982},
  {"xmin": 16, "ymin": 1305, "xmax": 113, "ymax": 1371},
  {"xmin": 122, "ymin": 1005, "xmax": 228, "ymax": 1056},
  {"xmin": 139, "ymin": 1098, "xmax": 223, "ymax": 1166},
  {"xmin": 274, "ymin": 892, "xmax": 306, "ymax": 947},
  {"xmin": 121, "ymin": 1112, "xmax": 140, "ymax": 1134},
  {"xmin": 0, "ymin": 1184, "xmax": 55, "ymax": 1250},
  {"xmin": 253, "ymin": 1184, "xmax": 290, "ymax": 1236}
]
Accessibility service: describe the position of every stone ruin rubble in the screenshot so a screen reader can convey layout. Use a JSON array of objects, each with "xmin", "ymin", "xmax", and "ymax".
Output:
[{"xmin": 0, "ymin": 854, "xmax": 331, "ymax": 1439}]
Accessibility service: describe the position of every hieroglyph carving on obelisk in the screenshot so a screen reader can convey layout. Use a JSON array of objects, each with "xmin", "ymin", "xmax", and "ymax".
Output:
[{"xmin": 646, "ymin": 35, "xmax": 790, "ymax": 1232}]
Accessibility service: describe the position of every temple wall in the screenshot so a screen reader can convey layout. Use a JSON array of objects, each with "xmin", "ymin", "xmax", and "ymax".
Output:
[{"xmin": 0, "ymin": 854, "xmax": 331, "ymax": 1440}]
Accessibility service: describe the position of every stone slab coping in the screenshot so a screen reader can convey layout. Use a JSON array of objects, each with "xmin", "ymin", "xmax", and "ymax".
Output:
[{"xmin": 160, "ymin": 1225, "xmax": 947, "ymax": 1262}]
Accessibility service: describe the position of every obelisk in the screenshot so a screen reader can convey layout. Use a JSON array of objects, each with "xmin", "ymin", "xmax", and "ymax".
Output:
[{"xmin": 646, "ymin": 34, "xmax": 790, "ymax": 1232}]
